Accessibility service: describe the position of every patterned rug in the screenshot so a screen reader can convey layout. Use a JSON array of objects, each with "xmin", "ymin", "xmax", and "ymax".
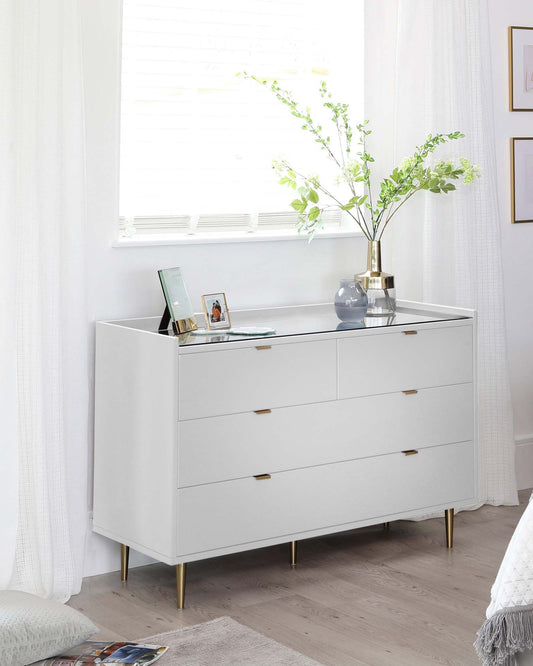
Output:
[{"xmin": 142, "ymin": 616, "xmax": 324, "ymax": 665}]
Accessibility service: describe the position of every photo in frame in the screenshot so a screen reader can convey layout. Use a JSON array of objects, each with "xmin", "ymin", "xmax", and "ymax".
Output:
[
  {"xmin": 510, "ymin": 138, "xmax": 533, "ymax": 223},
  {"xmin": 158, "ymin": 267, "xmax": 198, "ymax": 333},
  {"xmin": 509, "ymin": 26, "xmax": 533, "ymax": 111},
  {"xmin": 202, "ymin": 293, "xmax": 231, "ymax": 330}
]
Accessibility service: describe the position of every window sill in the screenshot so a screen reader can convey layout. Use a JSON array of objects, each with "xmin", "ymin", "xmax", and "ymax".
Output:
[{"xmin": 112, "ymin": 227, "xmax": 364, "ymax": 248}]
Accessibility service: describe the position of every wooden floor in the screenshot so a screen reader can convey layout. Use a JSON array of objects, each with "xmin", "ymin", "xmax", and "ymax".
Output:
[{"xmin": 69, "ymin": 492, "xmax": 531, "ymax": 665}]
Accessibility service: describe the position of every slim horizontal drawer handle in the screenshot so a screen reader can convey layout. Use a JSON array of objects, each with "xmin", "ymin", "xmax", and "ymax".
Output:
[
  {"xmin": 403, "ymin": 330, "xmax": 418, "ymax": 335},
  {"xmin": 255, "ymin": 345, "xmax": 272, "ymax": 350},
  {"xmin": 402, "ymin": 389, "xmax": 418, "ymax": 395},
  {"xmin": 254, "ymin": 409, "xmax": 272, "ymax": 415},
  {"xmin": 254, "ymin": 474, "xmax": 272, "ymax": 480},
  {"xmin": 402, "ymin": 449, "xmax": 419, "ymax": 456}
]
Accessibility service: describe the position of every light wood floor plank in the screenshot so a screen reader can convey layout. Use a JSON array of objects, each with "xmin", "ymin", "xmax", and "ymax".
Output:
[{"xmin": 70, "ymin": 491, "xmax": 531, "ymax": 664}]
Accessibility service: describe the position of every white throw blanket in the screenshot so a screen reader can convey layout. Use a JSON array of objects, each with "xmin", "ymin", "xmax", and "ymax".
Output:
[
  {"xmin": 475, "ymin": 493, "xmax": 533, "ymax": 665},
  {"xmin": 488, "ymin": 493, "xmax": 533, "ymax": 616}
]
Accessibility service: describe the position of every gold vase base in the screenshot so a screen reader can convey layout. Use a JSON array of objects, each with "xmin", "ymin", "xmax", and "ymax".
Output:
[{"xmin": 354, "ymin": 270, "xmax": 395, "ymax": 292}]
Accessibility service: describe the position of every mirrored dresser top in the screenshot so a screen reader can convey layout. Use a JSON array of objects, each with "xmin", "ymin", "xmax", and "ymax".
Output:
[{"xmin": 107, "ymin": 303, "xmax": 471, "ymax": 347}]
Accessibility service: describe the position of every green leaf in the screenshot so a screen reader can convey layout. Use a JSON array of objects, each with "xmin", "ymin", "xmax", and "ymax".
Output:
[
  {"xmin": 290, "ymin": 199, "xmax": 304, "ymax": 211},
  {"xmin": 308, "ymin": 206, "xmax": 320, "ymax": 221},
  {"xmin": 309, "ymin": 189, "xmax": 319, "ymax": 203}
]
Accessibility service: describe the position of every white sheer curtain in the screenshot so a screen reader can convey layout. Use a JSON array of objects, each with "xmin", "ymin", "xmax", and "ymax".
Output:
[
  {"xmin": 0, "ymin": 0, "xmax": 89, "ymax": 601},
  {"xmin": 366, "ymin": 0, "xmax": 517, "ymax": 506}
]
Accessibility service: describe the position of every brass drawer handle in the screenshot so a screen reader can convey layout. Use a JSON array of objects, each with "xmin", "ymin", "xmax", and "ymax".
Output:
[
  {"xmin": 403, "ymin": 330, "xmax": 418, "ymax": 335},
  {"xmin": 402, "ymin": 389, "xmax": 418, "ymax": 395},
  {"xmin": 402, "ymin": 449, "xmax": 419, "ymax": 456},
  {"xmin": 254, "ymin": 474, "xmax": 272, "ymax": 480},
  {"xmin": 255, "ymin": 345, "xmax": 272, "ymax": 350},
  {"xmin": 254, "ymin": 409, "xmax": 272, "ymax": 414}
]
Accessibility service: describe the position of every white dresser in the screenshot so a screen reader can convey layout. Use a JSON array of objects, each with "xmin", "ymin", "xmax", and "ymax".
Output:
[{"xmin": 93, "ymin": 301, "xmax": 477, "ymax": 608}]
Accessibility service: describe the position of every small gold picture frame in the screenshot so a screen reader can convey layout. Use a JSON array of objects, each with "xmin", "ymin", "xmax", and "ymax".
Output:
[{"xmin": 202, "ymin": 292, "xmax": 231, "ymax": 330}]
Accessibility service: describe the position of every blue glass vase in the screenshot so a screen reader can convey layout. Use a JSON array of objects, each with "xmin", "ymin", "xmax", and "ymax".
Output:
[{"xmin": 334, "ymin": 279, "xmax": 368, "ymax": 322}]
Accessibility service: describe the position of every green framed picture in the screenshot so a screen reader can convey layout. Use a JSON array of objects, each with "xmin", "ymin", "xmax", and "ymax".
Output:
[{"xmin": 158, "ymin": 267, "xmax": 197, "ymax": 334}]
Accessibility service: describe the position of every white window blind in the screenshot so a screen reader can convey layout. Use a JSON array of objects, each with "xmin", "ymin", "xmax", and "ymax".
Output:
[{"xmin": 119, "ymin": 0, "xmax": 364, "ymax": 238}]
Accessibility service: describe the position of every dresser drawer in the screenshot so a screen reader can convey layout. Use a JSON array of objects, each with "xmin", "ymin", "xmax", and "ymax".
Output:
[
  {"xmin": 339, "ymin": 324, "xmax": 472, "ymax": 398},
  {"xmin": 178, "ymin": 339, "xmax": 336, "ymax": 420},
  {"xmin": 176, "ymin": 440, "xmax": 475, "ymax": 555},
  {"xmin": 178, "ymin": 383, "xmax": 473, "ymax": 487}
]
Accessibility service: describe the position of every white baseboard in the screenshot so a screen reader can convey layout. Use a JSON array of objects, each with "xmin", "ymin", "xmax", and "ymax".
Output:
[{"xmin": 516, "ymin": 435, "xmax": 533, "ymax": 491}]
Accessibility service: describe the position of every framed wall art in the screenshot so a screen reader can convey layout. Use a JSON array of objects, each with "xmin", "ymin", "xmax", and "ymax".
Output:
[
  {"xmin": 510, "ymin": 138, "xmax": 533, "ymax": 223},
  {"xmin": 202, "ymin": 292, "xmax": 231, "ymax": 330},
  {"xmin": 509, "ymin": 26, "xmax": 533, "ymax": 111}
]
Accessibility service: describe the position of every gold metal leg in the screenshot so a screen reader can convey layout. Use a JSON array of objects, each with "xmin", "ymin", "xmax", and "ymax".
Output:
[
  {"xmin": 120, "ymin": 544, "xmax": 130, "ymax": 582},
  {"xmin": 177, "ymin": 563, "xmax": 187, "ymax": 610},
  {"xmin": 445, "ymin": 508, "xmax": 454, "ymax": 548},
  {"xmin": 290, "ymin": 541, "xmax": 297, "ymax": 567},
  {"xmin": 383, "ymin": 522, "xmax": 390, "ymax": 531}
]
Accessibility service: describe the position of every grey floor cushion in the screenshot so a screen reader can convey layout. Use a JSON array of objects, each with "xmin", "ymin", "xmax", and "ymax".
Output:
[{"xmin": 0, "ymin": 590, "xmax": 98, "ymax": 666}]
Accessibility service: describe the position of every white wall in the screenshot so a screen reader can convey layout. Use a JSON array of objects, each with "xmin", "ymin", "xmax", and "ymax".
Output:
[
  {"xmin": 81, "ymin": 0, "xmax": 366, "ymax": 576},
  {"xmin": 487, "ymin": 1, "xmax": 533, "ymax": 490}
]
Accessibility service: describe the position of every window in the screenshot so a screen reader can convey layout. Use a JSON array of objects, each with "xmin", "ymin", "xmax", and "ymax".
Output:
[{"xmin": 119, "ymin": 0, "xmax": 364, "ymax": 239}]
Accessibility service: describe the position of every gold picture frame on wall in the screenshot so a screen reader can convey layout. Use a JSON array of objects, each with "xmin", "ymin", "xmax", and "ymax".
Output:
[
  {"xmin": 202, "ymin": 292, "xmax": 231, "ymax": 330},
  {"xmin": 510, "ymin": 137, "xmax": 533, "ymax": 223},
  {"xmin": 509, "ymin": 26, "xmax": 533, "ymax": 111}
]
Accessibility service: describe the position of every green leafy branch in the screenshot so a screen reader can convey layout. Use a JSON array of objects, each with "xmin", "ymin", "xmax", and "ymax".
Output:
[
  {"xmin": 240, "ymin": 72, "xmax": 342, "ymax": 169},
  {"xmin": 239, "ymin": 74, "xmax": 481, "ymax": 240}
]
